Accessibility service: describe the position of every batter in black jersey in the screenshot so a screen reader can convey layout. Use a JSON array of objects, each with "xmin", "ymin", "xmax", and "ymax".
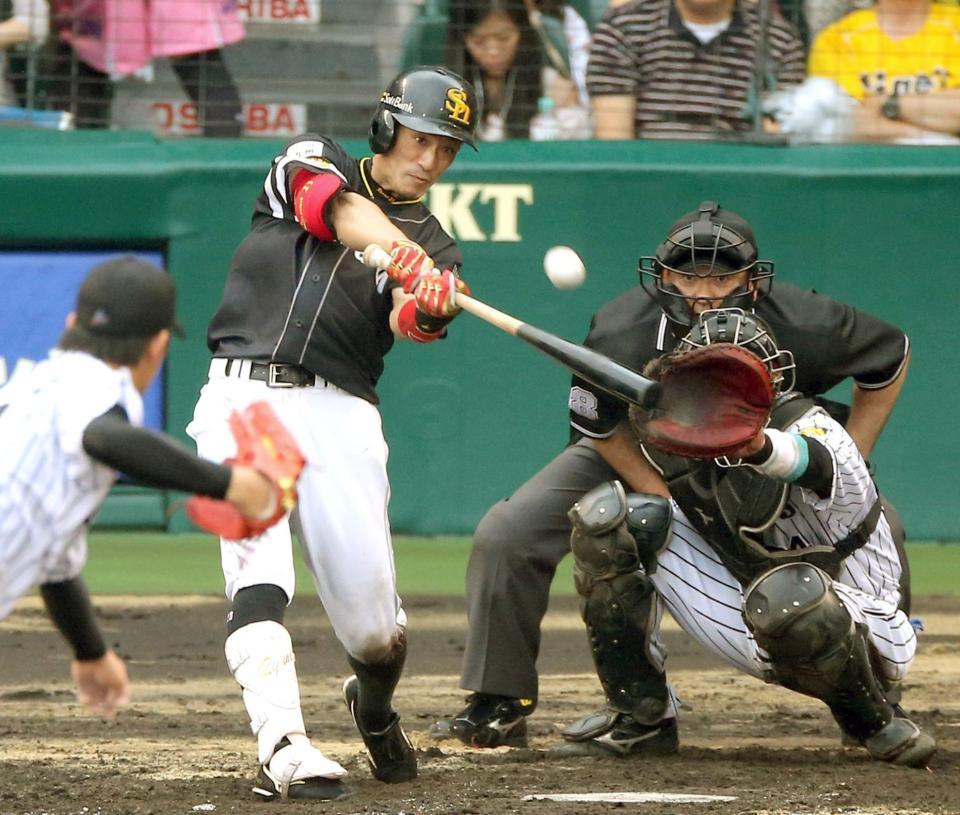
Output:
[
  {"xmin": 208, "ymin": 136, "xmax": 463, "ymax": 403},
  {"xmin": 431, "ymin": 201, "xmax": 912, "ymax": 752},
  {"xmin": 188, "ymin": 67, "xmax": 479, "ymax": 801}
]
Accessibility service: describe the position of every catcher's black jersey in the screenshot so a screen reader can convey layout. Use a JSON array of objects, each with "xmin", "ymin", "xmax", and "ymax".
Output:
[
  {"xmin": 569, "ymin": 282, "xmax": 910, "ymax": 437},
  {"xmin": 207, "ymin": 134, "xmax": 461, "ymax": 404}
]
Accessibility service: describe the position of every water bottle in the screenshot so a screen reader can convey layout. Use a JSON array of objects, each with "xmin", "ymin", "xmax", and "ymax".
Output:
[{"xmin": 529, "ymin": 96, "xmax": 560, "ymax": 141}]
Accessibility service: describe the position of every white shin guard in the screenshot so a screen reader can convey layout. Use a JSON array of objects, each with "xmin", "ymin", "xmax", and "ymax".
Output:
[{"xmin": 225, "ymin": 620, "xmax": 309, "ymax": 765}]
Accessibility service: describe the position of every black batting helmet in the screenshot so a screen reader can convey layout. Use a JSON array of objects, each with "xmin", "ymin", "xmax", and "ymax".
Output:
[
  {"xmin": 369, "ymin": 66, "xmax": 480, "ymax": 154},
  {"xmin": 681, "ymin": 308, "xmax": 795, "ymax": 395},
  {"xmin": 639, "ymin": 201, "xmax": 774, "ymax": 328}
]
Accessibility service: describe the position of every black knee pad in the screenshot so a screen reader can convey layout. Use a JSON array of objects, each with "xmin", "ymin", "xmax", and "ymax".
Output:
[
  {"xmin": 227, "ymin": 584, "xmax": 289, "ymax": 636},
  {"xmin": 570, "ymin": 482, "xmax": 671, "ymax": 593},
  {"xmin": 744, "ymin": 563, "xmax": 893, "ymax": 740},
  {"xmin": 743, "ymin": 563, "xmax": 849, "ymax": 659}
]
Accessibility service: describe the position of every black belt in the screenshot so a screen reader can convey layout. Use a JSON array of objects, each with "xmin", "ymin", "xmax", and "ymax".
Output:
[{"xmin": 225, "ymin": 359, "xmax": 318, "ymax": 388}]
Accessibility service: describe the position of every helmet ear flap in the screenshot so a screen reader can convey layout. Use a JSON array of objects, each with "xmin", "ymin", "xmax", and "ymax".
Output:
[{"xmin": 368, "ymin": 109, "xmax": 396, "ymax": 154}]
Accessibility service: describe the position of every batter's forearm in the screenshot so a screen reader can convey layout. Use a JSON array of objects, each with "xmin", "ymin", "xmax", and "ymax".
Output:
[{"xmin": 328, "ymin": 192, "xmax": 408, "ymax": 253}]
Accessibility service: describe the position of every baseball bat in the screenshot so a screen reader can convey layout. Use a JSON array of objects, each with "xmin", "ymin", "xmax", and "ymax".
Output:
[{"xmin": 362, "ymin": 244, "xmax": 661, "ymax": 410}]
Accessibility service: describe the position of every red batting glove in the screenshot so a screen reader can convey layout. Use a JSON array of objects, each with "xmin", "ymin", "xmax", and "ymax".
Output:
[
  {"xmin": 412, "ymin": 269, "xmax": 471, "ymax": 318},
  {"xmin": 387, "ymin": 239, "xmax": 434, "ymax": 287}
]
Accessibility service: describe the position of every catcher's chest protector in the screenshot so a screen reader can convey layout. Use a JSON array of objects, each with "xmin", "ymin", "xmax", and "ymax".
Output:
[{"xmin": 647, "ymin": 395, "xmax": 852, "ymax": 585}]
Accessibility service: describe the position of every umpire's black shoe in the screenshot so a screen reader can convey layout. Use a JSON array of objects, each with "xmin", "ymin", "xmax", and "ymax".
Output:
[
  {"xmin": 342, "ymin": 675, "xmax": 417, "ymax": 783},
  {"xmin": 430, "ymin": 693, "xmax": 536, "ymax": 748},
  {"xmin": 553, "ymin": 709, "xmax": 679, "ymax": 757}
]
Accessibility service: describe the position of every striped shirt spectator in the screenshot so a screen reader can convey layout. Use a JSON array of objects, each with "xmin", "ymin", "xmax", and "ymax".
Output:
[{"xmin": 587, "ymin": 0, "xmax": 806, "ymax": 140}]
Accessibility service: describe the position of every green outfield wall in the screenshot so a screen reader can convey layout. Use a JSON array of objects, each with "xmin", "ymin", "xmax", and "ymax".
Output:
[{"xmin": 2, "ymin": 131, "xmax": 957, "ymax": 539}]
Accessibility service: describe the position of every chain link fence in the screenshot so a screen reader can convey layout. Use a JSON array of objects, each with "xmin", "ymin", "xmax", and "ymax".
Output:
[{"xmin": 1, "ymin": 0, "xmax": 956, "ymax": 144}]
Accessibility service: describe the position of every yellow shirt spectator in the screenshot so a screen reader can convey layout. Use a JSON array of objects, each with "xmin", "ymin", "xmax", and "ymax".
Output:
[{"xmin": 809, "ymin": 3, "xmax": 960, "ymax": 100}]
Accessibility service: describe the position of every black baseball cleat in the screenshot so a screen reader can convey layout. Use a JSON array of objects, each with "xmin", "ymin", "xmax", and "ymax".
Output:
[
  {"xmin": 553, "ymin": 709, "xmax": 680, "ymax": 757},
  {"xmin": 839, "ymin": 702, "xmax": 909, "ymax": 747},
  {"xmin": 252, "ymin": 738, "xmax": 352, "ymax": 801},
  {"xmin": 342, "ymin": 675, "xmax": 417, "ymax": 783},
  {"xmin": 863, "ymin": 717, "xmax": 937, "ymax": 768},
  {"xmin": 430, "ymin": 693, "xmax": 536, "ymax": 747}
]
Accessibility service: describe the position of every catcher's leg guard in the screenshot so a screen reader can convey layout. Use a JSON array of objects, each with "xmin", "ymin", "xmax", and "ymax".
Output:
[
  {"xmin": 568, "ymin": 483, "xmax": 674, "ymax": 726},
  {"xmin": 743, "ymin": 563, "xmax": 935, "ymax": 765}
]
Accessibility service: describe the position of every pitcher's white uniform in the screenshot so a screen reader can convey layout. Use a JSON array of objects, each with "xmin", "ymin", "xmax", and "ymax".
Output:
[{"xmin": 0, "ymin": 351, "xmax": 143, "ymax": 619}]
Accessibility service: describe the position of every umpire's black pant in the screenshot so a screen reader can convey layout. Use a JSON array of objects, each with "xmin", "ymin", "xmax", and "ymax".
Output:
[{"xmin": 461, "ymin": 440, "xmax": 617, "ymax": 701}]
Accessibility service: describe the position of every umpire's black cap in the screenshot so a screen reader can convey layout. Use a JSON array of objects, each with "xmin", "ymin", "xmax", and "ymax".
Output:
[{"xmin": 76, "ymin": 256, "xmax": 185, "ymax": 339}]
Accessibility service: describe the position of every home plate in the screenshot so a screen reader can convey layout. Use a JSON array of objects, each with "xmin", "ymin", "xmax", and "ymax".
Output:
[{"xmin": 523, "ymin": 792, "xmax": 737, "ymax": 803}]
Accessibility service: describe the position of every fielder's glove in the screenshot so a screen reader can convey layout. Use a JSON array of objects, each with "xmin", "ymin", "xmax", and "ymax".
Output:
[
  {"xmin": 629, "ymin": 344, "xmax": 775, "ymax": 459},
  {"xmin": 187, "ymin": 402, "xmax": 305, "ymax": 540}
]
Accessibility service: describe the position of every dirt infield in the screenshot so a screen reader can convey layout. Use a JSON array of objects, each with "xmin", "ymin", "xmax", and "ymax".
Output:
[{"xmin": 1, "ymin": 594, "xmax": 957, "ymax": 815}]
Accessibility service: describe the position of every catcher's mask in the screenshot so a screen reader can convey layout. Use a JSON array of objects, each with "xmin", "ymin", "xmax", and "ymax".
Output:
[
  {"xmin": 681, "ymin": 308, "xmax": 796, "ymax": 395},
  {"xmin": 369, "ymin": 66, "xmax": 480, "ymax": 154},
  {"xmin": 640, "ymin": 201, "xmax": 774, "ymax": 329}
]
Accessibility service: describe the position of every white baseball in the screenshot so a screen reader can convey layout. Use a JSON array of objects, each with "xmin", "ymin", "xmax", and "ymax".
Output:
[{"xmin": 543, "ymin": 246, "xmax": 586, "ymax": 290}]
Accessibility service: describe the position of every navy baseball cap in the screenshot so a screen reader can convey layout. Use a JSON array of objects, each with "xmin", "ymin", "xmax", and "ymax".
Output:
[{"xmin": 76, "ymin": 256, "xmax": 185, "ymax": 338}]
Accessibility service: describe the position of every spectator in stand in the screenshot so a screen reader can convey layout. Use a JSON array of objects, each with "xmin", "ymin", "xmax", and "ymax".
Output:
[
  {"xmin": 46, "ymin": 0, "xmax": 245, "ymax": 135},
  {"xmin": 809, "ymin": 0, "xmax": 960, "ymax": 143},
  {"xmin": 0, "ymin": 0, "xmax": 48, "ymax": 107},
  {"xmin": 446, "ymin": 0, "xmax": 592, "ymax": 140},
  {"xmin": 587, "ymin": 0, "xmax": 806, "ymax": 140}
]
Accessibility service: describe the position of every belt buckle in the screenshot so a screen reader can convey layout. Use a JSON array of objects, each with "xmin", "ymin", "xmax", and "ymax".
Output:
[{"xmin": 267, "ymin": 363, "xmax": 296, "ymax": 388}]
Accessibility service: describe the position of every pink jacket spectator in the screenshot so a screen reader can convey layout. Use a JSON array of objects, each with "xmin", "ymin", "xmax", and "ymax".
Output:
[{"xmin": 54, "ymin": 0, "xmax": 246, "ymax": 77}]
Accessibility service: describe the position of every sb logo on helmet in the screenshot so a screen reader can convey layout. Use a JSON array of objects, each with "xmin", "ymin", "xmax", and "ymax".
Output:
[{"xmin": 445, "ymin": 88, "xmax": 472, "ymax": 126}]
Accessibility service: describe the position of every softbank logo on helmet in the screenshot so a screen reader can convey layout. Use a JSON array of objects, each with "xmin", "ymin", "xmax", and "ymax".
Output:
[
  {"xmin": 381, "ymin": 93, "xmax": 414, "ymax": 113},
  {"xmin": 445, "ymin": 89, "xmax": 472, "ymax": 125}
]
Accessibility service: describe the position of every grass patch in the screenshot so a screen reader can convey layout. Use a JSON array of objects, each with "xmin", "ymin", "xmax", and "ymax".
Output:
[
  {"xmin": 81, "ymin": 532, "xmax": 575, "ymax": 596},
  {"xmin": 82, "ymin": 532, "xmax": 958, "ymax": 597}
]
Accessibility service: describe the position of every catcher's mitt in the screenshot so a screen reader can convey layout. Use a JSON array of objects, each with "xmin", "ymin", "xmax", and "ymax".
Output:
[
  {"xmin": 187, "ymin": 402, "xmax": 305, "ymax": 540},
  {"xmin": 630, "ymin": 344, "xmax": 775, "ymax": 459}
]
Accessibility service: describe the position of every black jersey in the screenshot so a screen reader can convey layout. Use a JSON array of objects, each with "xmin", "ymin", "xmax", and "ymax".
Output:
[
  {"xmin": 569, "ymin": 282, "xmax": 910, "ymax": 438},
  {"xmin": 207, "ymin": 134, "xmax": 461, "ymax": 404}
]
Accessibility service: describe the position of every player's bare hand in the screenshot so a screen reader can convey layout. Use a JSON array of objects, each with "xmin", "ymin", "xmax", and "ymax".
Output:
[
  {"xmin": 71, "ymin": 650, "xmax": 131, "ymax": 719},
  {"xmin": 388, "ymin": 239, "xmax": 434, "ymax": 287},
  {"xmin": 412, "ymin": 269, "xmax": 470, "ymax": 318}
]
